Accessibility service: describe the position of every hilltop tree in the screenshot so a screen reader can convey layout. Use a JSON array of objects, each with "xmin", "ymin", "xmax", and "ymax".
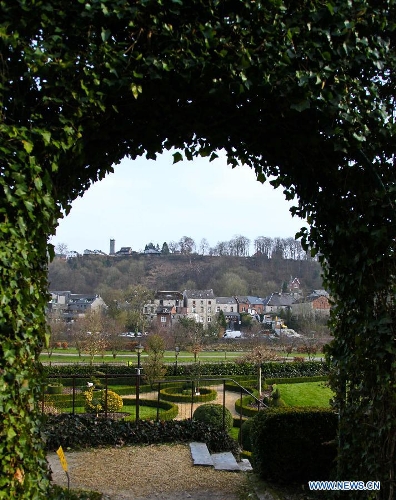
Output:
[
  {"xmin": 1, "ymin": 1, "xmax": 396, "ymax": 497},
  {"xmin": 161, "ymin": 242, "xmax": 170, "ymax": 255}
]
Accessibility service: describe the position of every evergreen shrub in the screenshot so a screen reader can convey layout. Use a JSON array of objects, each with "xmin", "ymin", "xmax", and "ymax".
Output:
[
  {"xmin": 43, "ymin": 415, "xmax": 239, "ymax": 455},
  {"xmin": 160, "ymin": 386, "xmax": 217, "ymax": 403},
  {"xmin": 238, "ymin": 418, "xmax": 255, "ymax": 452},
  {"xmin": 251, "ymin": 407, "xmax": 337, "ymax": 483},
  {"xmin": 193, "ymin": 403, "xmax": 233, "ymax": 431}
]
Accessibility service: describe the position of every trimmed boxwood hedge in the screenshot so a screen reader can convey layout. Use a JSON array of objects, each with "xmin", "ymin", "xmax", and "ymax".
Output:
[
  {"xmin": 251, "ymin": 407, "xmax": 337, "ymax": 484},
  {"xmin": 122, "ymin": 398, "xmax": 178, "ymax": 420},
  {"xmin": 234, "ymin": 393, "xmax": 264, "ymax": 418},
  {"xmin": 265, "ymin": 375, "xmax": 329, "ymax": 385},
  {"xmin": 159, "ymin": 386, "xmax": 217, "ymax": 403},
  {"xmin": 44, "ymin": 361, "xmax": 329, "ymax": 379}
]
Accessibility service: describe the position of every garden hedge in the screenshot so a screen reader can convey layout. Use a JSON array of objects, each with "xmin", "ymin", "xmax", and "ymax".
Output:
[
  {"xmin": 121, "ymin": 398, "xmax": 178, "ymax": 421},
  {"xmin": 159, "ymin": 386, "xmax": 217, "ymax": 403},
  {"xmin": 44, "ymin": 361, "xmax": 329, "ymax": 378},
  {"xmin": 251, "ymin": 407, "xmax": 338, "ymax": 484},
  {"xmin": 43, "ymin": 415, "xmax": 239, "ymax": 456}
]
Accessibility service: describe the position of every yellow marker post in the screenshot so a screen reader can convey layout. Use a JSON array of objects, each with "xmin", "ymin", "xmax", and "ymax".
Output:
[{"xmin": 56, "ymin": 446, "xmax": 70, "ymax": 489}]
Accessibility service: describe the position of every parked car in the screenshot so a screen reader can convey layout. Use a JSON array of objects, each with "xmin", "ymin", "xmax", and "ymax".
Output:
[{"xmin": 223, "ymin": 330, "xmax": 242, "ymax": 339}]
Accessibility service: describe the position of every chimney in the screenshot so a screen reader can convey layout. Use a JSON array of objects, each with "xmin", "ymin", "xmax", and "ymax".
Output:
[{"xmin": 110, "ymin": 239, "xmax": 115, "ymax": 255}]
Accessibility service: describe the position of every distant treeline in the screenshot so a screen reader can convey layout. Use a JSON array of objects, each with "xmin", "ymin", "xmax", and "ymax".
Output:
[{"xmin": 48, "ymin": 250, "xmax": 323, "ymax": 299}]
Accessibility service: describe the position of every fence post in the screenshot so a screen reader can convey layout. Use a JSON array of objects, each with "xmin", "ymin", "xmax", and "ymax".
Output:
[
  {"xmin": 104, "ymin": 373, "xmax": 108, "ymax": 418},
  {"xmin": 191, "ymin": 380, "xmax": 194, "ymax": 419},
  {"xmin": 72, "ymin": 376, "xmax": 76, "ymax": 415},
  {"xmin": 156, "ymin": 382, "xmax": 161, "ymax": 422},
  {"xmin": 223, "ymin": 379, "xmax": 226, "ymax": 431},
  {"xmin": 239, "ymin": 385, "xmax": 243, "ymax": 447}
]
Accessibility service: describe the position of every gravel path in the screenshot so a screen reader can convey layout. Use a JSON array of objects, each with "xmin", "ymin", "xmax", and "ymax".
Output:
[{"xmin": 48, "ymin": 443, "xmax": 251, "ymax": 500}]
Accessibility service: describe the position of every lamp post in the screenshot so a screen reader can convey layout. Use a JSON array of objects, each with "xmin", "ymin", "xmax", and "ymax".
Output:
[
  {"xmin": 135, "ymin": 343, "xmax": 144, "ymax": 422},
  {"xmin": 174, "ymin": 346, "xmax": 180, "ymax": 375}
]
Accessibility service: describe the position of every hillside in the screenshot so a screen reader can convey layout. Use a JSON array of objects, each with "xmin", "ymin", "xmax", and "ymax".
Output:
[{"xmin": 48, "ymin": 253, "xmax": 324, "ymax": 297}]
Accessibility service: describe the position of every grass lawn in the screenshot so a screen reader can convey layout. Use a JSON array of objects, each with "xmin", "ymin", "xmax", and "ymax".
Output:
[
  {"xmin": 275, "ymin": 381, "xmax": 333, "ymax": 407},
  {"xmin": 40, "ymin": 349, "xmax": 244, "ymax": 364}
]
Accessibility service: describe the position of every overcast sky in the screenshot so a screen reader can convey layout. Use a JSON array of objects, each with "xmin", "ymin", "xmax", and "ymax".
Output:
[{"xmin": 50, "ymin": 150, "xmax": 307, "ymax": 255}]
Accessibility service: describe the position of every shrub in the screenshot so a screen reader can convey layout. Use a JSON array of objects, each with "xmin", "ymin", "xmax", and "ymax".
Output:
[
  {"xmin": 43, "ymin": 415, "xmax": 239, "ymax": 456},
  {"xmin": 84, "ymin": 388, "xmax": 123, "ymax": 414},
  {"xmin": 251, "ymin": 407, "xmax": 337, "ymax": 484},
  {"xmin": 238, "ymin": 418, "xmax": 255, "ymax": 452},
  {"xmin": 234, "ymin": 392, "xmax": 265, "ymax": 418},
  {"xmin": 46, "ymin": 383, "xmax": 63, "ymax": 395},
  {"xmin": 270, "ymin": 387, "xmax": 286, "ymax": 407},
  {"xmin": 159, "ymin": 386, "xmax": 217, "ymax": 403},
  {"xmin": 193, "ymin": 403, "xmax": 233, "ymax": 431}
]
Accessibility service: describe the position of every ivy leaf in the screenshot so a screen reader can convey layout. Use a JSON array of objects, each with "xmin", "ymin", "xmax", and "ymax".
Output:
[
  {"xmin": 172, "ymin": 152, "xmax": 183, "ymax": 164},
  {"xmin": 290, "ymin": 100, "xmax": 310, "ymax": 112},
  {"xmin": 22, "ymin": 141, "xmax": 33, "ymax": 153}
]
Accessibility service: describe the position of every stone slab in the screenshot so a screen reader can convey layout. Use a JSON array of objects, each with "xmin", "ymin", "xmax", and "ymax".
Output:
[
  {"xmin": 239, "ymin": 458, "xmax": 253, "ymax": 472},
  {"xmin": 211, "ymin": 452, "xmax": 241, "ymax": 472},
  {"xmin": 189, "ymin": 442, "xmax": 213, "ymax": 467}
]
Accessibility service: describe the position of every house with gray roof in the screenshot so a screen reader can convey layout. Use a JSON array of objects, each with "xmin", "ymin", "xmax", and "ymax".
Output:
[
  {"xmin": 183, "ymin": 289, "xmax": 216, "ymax": 328},
  {"xmin": 262, "ymin": 293, "xmax": 296, "ymax": 314}
]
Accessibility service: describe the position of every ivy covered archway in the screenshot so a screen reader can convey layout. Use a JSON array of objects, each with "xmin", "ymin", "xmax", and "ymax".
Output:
[{"xmin": 1, "ymin": 1, "xmax": 395, "ymax": 498}]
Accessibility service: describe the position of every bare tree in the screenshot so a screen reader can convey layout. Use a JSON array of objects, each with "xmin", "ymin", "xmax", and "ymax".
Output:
[
  {"xmin": 55, "ymin": 242, "xmax": 68, "ymax": 257},
  {"xmin": 45, "ymin": 311, "xmax": 66, "ymax": 357},
  {"xmin": 199, "ymin": 238, "xmax": 210, "ymax": 255},
  {"xmin": 179, "ymin": 236, "xmax": 196, "ymax": 255},
  {"xmin": 168, "ymin": 240, "xmax": 180, "ymax": 253}
]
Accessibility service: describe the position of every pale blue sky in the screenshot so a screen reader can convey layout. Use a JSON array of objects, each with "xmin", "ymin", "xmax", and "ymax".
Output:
[{"xmin": 51, "ymin": 151, "xmax": 307, "ymax": 255}]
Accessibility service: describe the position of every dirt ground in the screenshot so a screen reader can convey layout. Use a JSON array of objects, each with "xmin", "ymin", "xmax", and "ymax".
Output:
[{"xmin": 47, "ymin": 443, "xmax": 256, "ymax": 500}]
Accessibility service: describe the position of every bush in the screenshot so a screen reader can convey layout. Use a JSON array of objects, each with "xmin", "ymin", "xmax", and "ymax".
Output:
[
  {"xmin": 193, "ymin": 403, "xmax": 233, "ymax": 431},
  {"xmin": 251, "ymin": 407, "xmax": 337, "ymax": 484},
  {"xmin": 234, "ymin": 392, "xmax": 264, "ymax": 418},
  {"xmin": 159, "ymin": 386, "xmax": 217, "ymax": 403},
  {"xmin": 44, "ymin": 361, "xmax": 329, "ymax": 378},
  {"xmin": 46, "ymin": 383, "xmax": 63, "ymax": 395},
  {"xmin": 43, "ymin": 415, "xmax": 239, "ymax": 456},
  {"xmin": 84, "ymin": 388, "xmax": 123, "ymax": 414},
  {"xmin": 270, "ymin": 387, "xmax": 286, "ymax": 407},
  {"xmin": 238, "ymin": 418, "xmax": 255, "ymax": 452}
]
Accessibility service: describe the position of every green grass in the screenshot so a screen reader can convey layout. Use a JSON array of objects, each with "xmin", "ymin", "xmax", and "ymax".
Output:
[
  {"xmin": 52, "ymin": 404, "xmax": 167, "ymax": 420},
  {"xmin": 40, "ymin": 349, "xmax": 243, "ymax": 364},
  {"xmin": 275, "ymin": 381, "xmax": 333, "ymax": 407}
]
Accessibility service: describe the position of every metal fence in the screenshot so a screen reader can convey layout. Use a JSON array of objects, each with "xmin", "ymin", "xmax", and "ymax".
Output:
[{"xmin": 42, "ymin": 373, "xmax": 263, "ymax": 429}]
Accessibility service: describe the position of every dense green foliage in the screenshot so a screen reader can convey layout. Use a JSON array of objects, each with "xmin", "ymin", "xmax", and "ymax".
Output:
[
  {"xmin": 1, "ymin": 0, "xmax": 395, "ymax": 497},
  {"xmin": 251, "ymin": 408, "xmax": 338, "ymax": 484},
  {"xmin": 43, "ymin": 415, "xmax": 239, "ymax": 455},
  {"xmin": 238, "ymin": 418, "xmax": 255, "ymax": 452},
  {"xmin": 193, "ymin": 403, "xmax": 234, "ymax": 431},
  {"xmin": 44, "ymin": 361, "xmax": 329, "ymax": 378},
  {"xmin": 49, "ymin": 486, "xmax": 102, "ymax": 500}
]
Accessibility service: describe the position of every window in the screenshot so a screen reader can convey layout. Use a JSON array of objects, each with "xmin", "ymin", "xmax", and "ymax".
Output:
[
  {"xmin": 207, "ymin": 316, "xmax": 211, "ymax": 323},
  {"xmin": 208, "ymin": 307, "xmax": 211, "ymax": 313},
  {"xmin": 160, "ymin": 316, "xmax": 167, "ymax": 323},
  {"xmin": 208, "ymin": 300, "xmax": 212, "ymax": 305},
  {"xmin": 230, "ymin": 307, "xmax": 233, "ymax": 312},
  {"xmin": 216, "ymin": 306, "xmax": 220, "ymax": 312},
  {"xmin": 201, "ymin": 306, "xmax": 204, "ymax": 313}
]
